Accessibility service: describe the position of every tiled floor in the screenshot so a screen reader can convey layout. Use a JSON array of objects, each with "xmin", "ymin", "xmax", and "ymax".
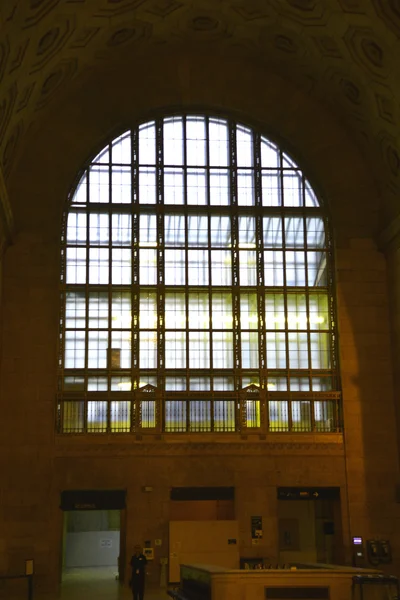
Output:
[{"xmin": 60, "ymin": 567, "xmax": 172, "ymax": 600}]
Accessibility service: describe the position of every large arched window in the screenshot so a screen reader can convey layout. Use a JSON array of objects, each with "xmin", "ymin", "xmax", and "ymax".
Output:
[{"xmin": 58, "ymin": 115, "xmax": 340, "ymax": 434}]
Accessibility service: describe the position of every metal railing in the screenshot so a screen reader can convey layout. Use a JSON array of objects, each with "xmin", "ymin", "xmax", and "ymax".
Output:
[{"xmin": 58, "ymin": 386, "xmax": 341, "ymax": 435}]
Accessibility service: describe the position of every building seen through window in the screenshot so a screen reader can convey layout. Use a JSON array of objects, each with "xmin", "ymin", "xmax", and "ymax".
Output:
[{"xmin": 59, "ymin": 115, "xmax": 340, "ymax": 434}]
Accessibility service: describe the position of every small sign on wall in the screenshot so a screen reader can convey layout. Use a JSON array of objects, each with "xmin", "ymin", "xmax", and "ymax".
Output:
[{"xmin": 100, "ymin": 539, "xmax": 112, "ymax": 548}]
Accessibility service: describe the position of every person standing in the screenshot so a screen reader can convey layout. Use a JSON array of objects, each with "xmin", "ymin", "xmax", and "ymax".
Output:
[{"xmin": 130, "ymin": 544, "xmax": 147, "ymax": 600}]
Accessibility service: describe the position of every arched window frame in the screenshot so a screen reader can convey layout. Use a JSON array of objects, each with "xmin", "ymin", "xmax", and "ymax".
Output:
[{"xmin": 58, "ymin": 113, "xmax": 341, "ymax": 435}]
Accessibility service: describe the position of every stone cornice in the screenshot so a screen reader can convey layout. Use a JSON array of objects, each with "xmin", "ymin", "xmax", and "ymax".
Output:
[{"xmin": 54, "ymin": 435, "xmax": 344, "ymax": 458}]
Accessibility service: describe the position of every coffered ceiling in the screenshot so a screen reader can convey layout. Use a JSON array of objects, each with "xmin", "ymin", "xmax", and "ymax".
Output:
[{"xmin": 0, "ymin": 0, "xmax": 399, "ymax": 237}]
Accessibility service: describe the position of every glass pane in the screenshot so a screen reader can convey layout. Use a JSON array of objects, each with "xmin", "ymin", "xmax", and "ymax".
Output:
[
  {"xmin": 111, "ymin": 331, "xmax": 131, "ymax": 368},
  {"xmin": 189, "ymin": 401, "xmax": 211, "ymax": 432},
  {"xmin": 288, "ymin": 332, "xmax": 309, "ymax": 368},
  {"xmin": 165, "ymin": 377, "xmax": 186, "ymax": 391},
  {"xmin": 239, "ymin": 216, "xmax": 256, "ymax": 247},
  {"xmin": 283, "ymin": 171, "xmax": 302, "ymax": 207},
  {"xmin": 112, "ymin": 214, "xmax": 132, "ymax": 245},
  {"xmin": 88, "ymin": 376, "xmax": 108, "ymax": 391},
  {"xmin": 212, "ymin": 332, "xmax": 233, "ymax": 368},
  {"xmin": 165, "ymin": 249, "xmax": 185, "ymax": 285},
  {"xmin": 65, "ymin": 331, "xmax": 85, "ymax": 368},
  {"xmin": 261, "ymin": 138, "xmax": 279, "ymax": 168},
  {"xmin": 264, "ymin": 250, "xmax": 284, "ymax": 286},
  {"xmin": 285, "ymin": 251, "xmax": 306, "ymax": 286},
  {"xmin": 66, "ymin": 247, "xmax": 86, "ymax": 284},
  {"xmin": 310, "ymin": 332, "xmax": 331, "ymax": 368},
  {"xmin": 210, "ymin": 169, "xmax": 229, "ymax": 205},
  {"xmin": 110, "ymin": 401, "xmax": 131, "ymax": 432},
  {"xmin": 89, "ymin": 248, "xmax": 109, "ymax": 284},
  {"xmin": 87, "ymin": 401, "xmax": 107, "ymax": 432},
  {"xmin": 213, "ymin": 377, "xmax": 234, "ymax": 391},
  {"xmin": 263, "ymin": 217, "xmax": 282, "ymax": 248},
  {"xmin": 189, "ymin": 332, "xmax": 210, "ymax": 368},
  {"xmin": 64, "ymin": 375, "xmax": 85, "ymax": 391},
  {"xmin": 112, "ymin": 248, "xmax": 131, "ymax": 284},
  {"xmin": 186, "ymin": 117, "xmax": 206, "ymax": 166},
  {"xmin": 188, "ymin": 250, "xmax": 209, "ymax": 285},
  {"xmin": 111, "ymin": 376, "xmax": 132, "ymax": 391},
  {"xmin": 265, "ymin": 293, "xmax": 285, "ymax": 329},
  {"xmin": 285, "ymin": 216, "xmax": 304, "ymax": 248},
  {"xmin": 309, "ymin": 293, "xmax": 329, "ymax": 330},
  {"xmin": 306, "ymin": 217, "xmax": 325, "ymax": 248},
  {"xmin": 245, "ymin": 399, "xmax": 260, "ymax": 428},
  {"xmin": 188, "ymin": 215, "xmax": 208, "ymax": 246},
  {"xmin": 241, "ymin": 332, "xmax": 259, "ymax": 368},
  {"xmin": 111, "ymin": 167, "xmax": 132, "ymax": 204},
  {"xmin": 267, "ymin": 376, "xmax": 287, "ymax": 391},
  {"xmin": 139, "ymin": 214, "xmax": 157, "ymax": 246},
  {"xmin": 314, "ymin": 400, "xmax": 335, "ymax": 431},
  {"xmin": 189, "ymin": 293, "xmax": 209, "ymax": 330},
  {"xmin": 239, "ymin": 251, "xmax": 257, "ymax": 286},
  {"xmin": 305, "ymin": 179, "xmax": 319, "ymax": 207},
  {"xmin": 112, "ymin": 132, "xmax": 131, "ymax": 164},
  {"xmin": 291, "ymin": 401, "xmax": 311, "ymax": 431},
  {"xmin": 165, "ymin": 401, "xmax": 187, "ymax": 432},
  {"xmin": 262, "ymin": 171, "xmax": 281, "ymax": 206},
  {"xmin": 209, "ymin": 119, "xmax": 229, "ymax": 166},
  {"xmin": 312, "ymin": 377, "xmax": 333, "ymax": 391},
  {"xmin": 141, "ymin": 400, "xmax": 156, "ymax": 428},
  {"xmin": 237, "ymin": 169, "xmax": 254, "ymax": 206},
  {"xmin": 165, "ymin": 214, "xmax": 185, "ymax": 246},
  {"xmin": 212, "ymin": 292, "xmax": 232, "ymax": 330},
  {"xmin": 112, "ymin": 292, "xmax": 131, "ymax": 329},
  {"xmin": 67, "ymin": 213, "xmax": 87, "ymax": 244},
  {"xmin": 187, "ymin": 168, "xmax": 207, "ymax": 205},
  {"xmin": 63, "ymin": 401, "xmax": 84, "ymax": 433},
  {"xmin": 236, "ymin": 125, "xmax": 253, "ymax": 167},
  {"xmin": 268, "ymin": 400, "xmax": 289, "ymax": 431},
  {"xmin": 139, "ymin": 292, "xmax": 159, "ymax": 329},
  {"xmin": 88, "ymin": 331, "xmax": 108, "ymax": 368},
  {"xmin": 190, "ymin": 377, "xmax": 210, "ymax": 391},
  {"xmin": 214, "ymin": 400, "xmax": 235, "ymax": 431},
  {"xmin": 89, "ymin": 214, "xmax": 109, "ymax": 245},
  {"xmin": 164, "ymin": 168, "xmax": 184, "ymax": 204},
  {"xmin": 139, "ymin": 122, "xmax": 156, "ymax": 165},
  {"xmin": 139, "ymin": 249, "xmax": 157, "ymax": 284},
  {"xmin": 89, "ymin": 165, "xmax": 109, "ymax": 203},
  {"xmin": 88, "ymin": 292, "xmax": 108, "ymax": 329},
  {"xmin": 139, "ymin": 167, "xmax": 156, "ymax": 204},
  {"xmin": 65, "ymin": 292, "xmax": 86, "ymax": 329},
  {"xmin": 211, "ymin": 250, "xmax": 232, "ymax": 285},
  {"xmin": 240, "ymin": 293, "xmax": 257, "ymax": 329},
  {"xmin": 139, "ymin": 331, "xmax": 157, "ymax": 368},
  {"xmin": 164, "ymin": 117, "xmax": 183, "ymax": 165},
  {"xmin": 307, "ymin": 251, "xmax": 327, "ymax": 286},
  {"xmin": 287, "ymin": 294, "xmax": 307, "ymax": 330},
  {"xmin": 165, "ymin": 292, "xmax": 186, "ymax": 330},
  {"xmin": 290, "ymin": 377, "xmax": 310, "ymax": 391},
  {"xmin": 266, "ymin": 332, "xmax": 286, "ymax": 368},
  {"xmin": 211, "ymin": 216, "xmax": 231, "ymax": 247},
  {"xmin": 165, "ymin": 332, "xmax": 186, "ymax": 368}
]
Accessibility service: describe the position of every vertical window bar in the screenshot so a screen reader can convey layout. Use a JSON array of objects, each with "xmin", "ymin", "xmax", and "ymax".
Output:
[{"xmin": 156, "ymin": 119, "xmax": 165, "ymax": 391}]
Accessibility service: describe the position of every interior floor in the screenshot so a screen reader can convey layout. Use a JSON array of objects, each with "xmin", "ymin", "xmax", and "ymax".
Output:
[{"xmin": 60, "ymin": 567, "xmax": 170, "ymax": 600}]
